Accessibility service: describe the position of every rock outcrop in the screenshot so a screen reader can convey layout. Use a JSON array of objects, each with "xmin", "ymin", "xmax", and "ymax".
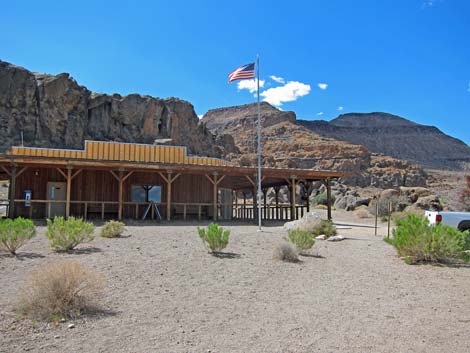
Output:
[
  {"xmin": 202, "ymin": 103, "xmax": 427, "ymax": 188},
  {"xmin": 299, "ymin": 113, "xmax": 470, "ymax": 170},
  {"xmin": 0, "ymin": 61, "xmax": 237, "ymax": 157}
]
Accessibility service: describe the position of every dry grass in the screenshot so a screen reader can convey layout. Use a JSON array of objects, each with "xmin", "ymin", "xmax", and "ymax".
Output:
[
  {"xmin": 355, "ymin": 208, "xmax": 372, "ymax": 219},
  {"xmin": 17, "ymin": 260, "xmax": 105, "ymax": 321},
  {"xmin": 273, "ymin": 242, "xmax": 299, "ymax": 263}
]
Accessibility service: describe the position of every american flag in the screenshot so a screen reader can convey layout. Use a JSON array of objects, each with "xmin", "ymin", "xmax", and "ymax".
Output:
[{"xmin": 228, "ymin": 63, "xmax": 255, "ymax": 83}]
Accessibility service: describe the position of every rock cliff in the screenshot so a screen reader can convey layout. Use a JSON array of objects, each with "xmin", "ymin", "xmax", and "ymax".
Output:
[{"xmin": 0, "ymin": 61, "xmax": 237, "ymax": 157}]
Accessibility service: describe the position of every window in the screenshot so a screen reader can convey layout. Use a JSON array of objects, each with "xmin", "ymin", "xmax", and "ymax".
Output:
[{"xmin": 131, "ymin": 185, "xmax": 162, "ymax": 203}]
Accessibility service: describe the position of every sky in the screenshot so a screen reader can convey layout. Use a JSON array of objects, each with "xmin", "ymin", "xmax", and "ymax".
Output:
[{"xmin": 1, "ymin": 0, "xmax": 469, "ymax": 144}]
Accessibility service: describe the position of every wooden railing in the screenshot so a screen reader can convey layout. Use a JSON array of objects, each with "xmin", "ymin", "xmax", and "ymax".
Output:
[
  {"xmin": 232, "ymin": 204, "xmax": 308, "ymax": 221},
  {"xmin": 3, "ymin": 199, "xmax": 308, "ymax": 222}
]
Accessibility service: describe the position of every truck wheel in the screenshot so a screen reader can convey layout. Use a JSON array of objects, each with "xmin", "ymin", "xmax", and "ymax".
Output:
[{"xmin": 458, "ymin": 221, "xmax": 470, "ymax": 232}]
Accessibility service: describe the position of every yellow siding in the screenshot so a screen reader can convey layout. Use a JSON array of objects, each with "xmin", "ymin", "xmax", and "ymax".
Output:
[{"xmin": 9, "ymin": 140, "xmax": 231, "ymax": 166}]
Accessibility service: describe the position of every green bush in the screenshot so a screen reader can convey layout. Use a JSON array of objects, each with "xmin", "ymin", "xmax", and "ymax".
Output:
[
  {"xmin": 197, "ymin": 223, "xmax": 230, "ymax": 253},
  {"xmin": 46, "ymin": 217, "xmax": 95, "ymax": 252},
  {"xmin": 313, "ymin": 191, "xmax": 335, "ymax": 206},
  {"xmin": 311, "ymin": 220, "xmax": 337, "ymax": 238},
  {"xmin": 288, "ymin": 229, "xmax": 315, "ymax": 252},
  {"xmin": 100, "ymin": 220, "xmax": 125, "ymax": 238},
  {"xmin": 0, "ymin": 217, "xmax": 36, "ymax": 255},
  {"xmin": 388, "ymin": 214, "xmax": 470, "ymax": 264}
]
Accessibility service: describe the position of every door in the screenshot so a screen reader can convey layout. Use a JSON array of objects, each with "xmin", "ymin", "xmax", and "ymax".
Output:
[{"xmin": 46, "ymin": 182, "xmax": 66, "ymax": 218}]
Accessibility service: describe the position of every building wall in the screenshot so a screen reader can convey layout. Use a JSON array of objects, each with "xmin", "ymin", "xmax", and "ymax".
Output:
[{"xmin": 13, "ymin": 168, "xmax": 215, "ymax": 219}]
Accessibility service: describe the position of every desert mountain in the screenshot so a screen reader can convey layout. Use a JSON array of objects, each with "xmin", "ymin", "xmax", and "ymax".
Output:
[
  {"xmin": 202, "ymin": 103, "xmax": 426, "ymax": 188},
  {"xmin": 0, "ymin": 60, "xmax": 237, "ymax": 157},
  {"xmin": 299, "ymin": 113, "xmax": 470, "ymax": 170}
]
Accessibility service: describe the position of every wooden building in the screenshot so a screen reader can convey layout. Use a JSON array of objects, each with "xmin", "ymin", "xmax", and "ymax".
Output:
[{"xmin": 0, "ymin": 141, "xmax": 344, "ymax": 222}]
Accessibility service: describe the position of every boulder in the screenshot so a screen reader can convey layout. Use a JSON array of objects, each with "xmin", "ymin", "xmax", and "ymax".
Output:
[
  {"xmin": 380, "ymin": 189, "xmax": 400, "ymax": 199},
  {"xmin": 413, "ymin": 195, "xmax": 443, "ymax": 211},
  {"xmin": 284, "ymin": 211, "xmax": 323, "ymax": 232},
  {"xmin": 327, "ymin": 235, "xmax": 345, "ymax": 242}
]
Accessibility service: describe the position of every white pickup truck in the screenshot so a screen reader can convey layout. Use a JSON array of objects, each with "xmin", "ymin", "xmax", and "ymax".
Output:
[{"xmin": 425, "ymin": 211, "xmax": 470, "ymax": 231}]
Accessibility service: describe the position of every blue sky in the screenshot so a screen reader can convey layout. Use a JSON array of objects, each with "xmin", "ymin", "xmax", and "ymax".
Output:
[{"xmin": 1, "ymin": 0, "xmax": 469, "ymax": 144}]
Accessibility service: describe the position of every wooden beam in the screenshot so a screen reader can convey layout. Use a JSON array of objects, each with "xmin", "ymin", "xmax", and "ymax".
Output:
[
  {"xmin": 213, "ymin": 174, "xmax": 218, "ymax": 221},
  {"xmin": 65, "ymin": 167, "xmax": 72, "ymax": 218},
  {"xmin": 122, "ymin": 170, "xmax": 134, "ymax": 181},
  {"xmin": 109, "ymin": 170, "xmax": 120, "ymax": 181},
  {"xmin": 245, "ymin": 175, "xmax": 256, "ymax": 187},
  {"xmin": 1, "ymin": 165, "xmax": 11, "ymax": 176},
  {"xmin": 290, "ymin": 177, "xmax": 296, "ymax": 221},
  {"xmin": 71, "ymin": 169, "xmax": 82, "ymax": 180},
  {"xmin": 326, "ymin": 177, "xmax": 332, "ymax": 221},
  {"xmin": 166, "ymin": 172, "xmax": 172, "ymax": 221},
  {"xmin": 56, "ymin": 167, "xmax": 67, "ymax": 179},
  {"xmin": 158, "ymin": 171, "xmax": 170, "ymax": 184},
  {"xmin": 16, "ymin": 166, "xmax": 28, "ymax": 178},
  {"xmin": 118, "ymin": 170, "xmax": 124, "ymax": 220},
  {"xmin": 8, "ymin": 165, "xmax": 16, "ymax": 218}
]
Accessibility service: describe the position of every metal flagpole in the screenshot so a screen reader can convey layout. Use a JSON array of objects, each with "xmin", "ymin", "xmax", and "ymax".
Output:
[{"xmin": 256, "ymin": 55, "xmax": 262, "ymax": 231}]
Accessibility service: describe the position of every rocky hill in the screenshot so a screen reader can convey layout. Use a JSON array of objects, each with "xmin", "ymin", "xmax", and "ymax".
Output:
[
  {"xmin": 0, "ymin": 60, "xmax": 237, "ymax": 157},
  {"xmin": 298, "ymin": 113, "xmax": 470, "ymax": 170},
  {"xmin": 203, "ymin": 105, "xmax": 426, "ymax": 188}
]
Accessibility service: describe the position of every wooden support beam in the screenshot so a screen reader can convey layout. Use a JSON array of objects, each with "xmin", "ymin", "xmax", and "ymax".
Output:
[
  {"xmin": 290, "ymin": 177, "xmax": 296, "ymax": 221},
  {"xmin": 118, "ymin": 170, "xmax": 124, "ymax": 220},
  {"xmin": 8, "ymin": 165, "xmax": 16, "ymax": 218},
  {"xmin": 56, "ymin": 167, "xmax": 67, "ymax": 179},
  {"xmin": 1, "ymin": 165, "xmax": 11, "ymax": 176},
  {"xmin": 213, "ymin": 174, "xmax": 218, "ymax": 221},
  {"xmin": 166, "ymin": 172, "xmax": 173, "ymax": 221},
  {"xmin": 16, "ymin": 167, "xmax": 28, "ymax": 178},
  {"xmin": 274, "ymin": 186, "xmax": 281, "ymax": 220},
  {"xmin": 65, "ymin": 167, "xmax": 72, "ymax": 218},
  {"xmin": 326, "ymin": 177, "xmax": 332, "ymax": 221},
  {"xmin": 71, "ymin": 169, "xmax": 82, "ymax": 180}
]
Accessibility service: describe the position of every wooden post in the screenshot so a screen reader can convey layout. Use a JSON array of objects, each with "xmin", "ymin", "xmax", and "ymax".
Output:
[
  {"xmin": 8, "ymin": 165, "xmax": 16, "ymax": 219},
  {"xmin": 213, "ymin": 174, "xmax": 218, "ymax": 221},
  {"xmin": 118, "ymin": 170, "xmax": 124, "ymax": 220},
  {"xmin": 274, "ymin": 186, "xmax": 280, "ymax": 220},
  {"xmin": 110, "ymin": 169, "xmax": 133, "ymax": 221},
  {"xmin": 158, "ymin": 171, "xmax": 181, "ymax": 221},
  {"xmin": 262, "ymin": 188, "xmax": 268, "ymax": 220},
  {"xmin": 243, "ymin": 192, "xmax": 247, "ymax": 219},
  {"xmin": 290, "ymin": 177, "xmax": 296, "ymax": 221},
  {"xmin": 326, "ymin": 177, "xmax": 332, "ymax": 221},
  {"xmin": 66, "ymin": 167, "xmax": 72, "ymax": 219}
]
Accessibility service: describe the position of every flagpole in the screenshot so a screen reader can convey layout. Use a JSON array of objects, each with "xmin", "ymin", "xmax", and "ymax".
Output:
[{"xmin": 256, "ymin": 55, "xmax": 262, "ymax": 231}]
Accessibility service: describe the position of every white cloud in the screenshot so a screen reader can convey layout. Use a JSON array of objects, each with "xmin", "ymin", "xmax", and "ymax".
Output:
[
  {"xmin": 422, "ymin": 0, "xmax": 435, "ymax": 7},
  {"xmin": 467, "ymin": 81, "xmax": 470, "ymax": 94},
  {"xmin": 260, "ymin": 81, "xmax": 311, "ymax": 106},
  {"xmin": 197, "ymin": 114, "xmax": 203, "ymax": 119},
  {"xmin": 337, "ymin": 106, "xmax": 344, "ymax": 111},
  {"xmin": 317, "ymin": 112, "xmax": 324, "ymax": 116},
  {"xmin": 317, "ymin": 83, "xmax": 328, "ymax": 90},
  {"xmin": 237, "ymin": 79, "xmax": 265, "ymax": 93},
  {"xmin": 270, "ymin": 75, "xmax": 285, "ymax": 84}
]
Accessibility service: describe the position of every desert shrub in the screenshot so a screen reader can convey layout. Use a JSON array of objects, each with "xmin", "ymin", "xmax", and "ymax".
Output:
[
  {"xmin": 17, "ymin": 260, "xmax": 104, "ymax": 320},
  {"xmin": 388, "ymin": 214, "xmax": 470, "ymax": 264},
  {"xmin": 46, "ymin": 217, "xmax": 95, "ymax": 252},
  {"xmin": 288, "ymin": 229, "xmax": 315, "ymax": 252},
  {"xmin": 197, "ymin": 223, "xmax": 230, "ymax": 253},
  {"xmin": 313, "ymin": 191, "xmax": 335, "ymax": 206},
  {"xmin": 0, "ymin": 217, "xmax": 36, "ymax": 255},
  {"xmin": 355, "ymin": 208, "xmax": 371, "ymax": 219},
  {"xmin": 311, "ymin": 220, "xmax": 337, "ymax": 238},
  {"xmin": 391, "ymin": 211, "xmax": 409, "ymax": 223},
  {"xmin": 100, "ymin": 220, "xmax": 125, "ymax": 238},
  {"xmin": 273, "ymin": 242, "xmax": 299, "ymax": 262}
]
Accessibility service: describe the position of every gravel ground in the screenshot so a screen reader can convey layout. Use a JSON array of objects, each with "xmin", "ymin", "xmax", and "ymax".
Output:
[{"xmin": 1, "ymin": 211, "xmax": 470, "ymax": 353}]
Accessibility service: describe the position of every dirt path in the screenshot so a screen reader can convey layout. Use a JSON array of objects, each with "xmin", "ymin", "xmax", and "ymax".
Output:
[{"xmin": 1, "ymin": 213, "xmax": 469, "ymax": 352}]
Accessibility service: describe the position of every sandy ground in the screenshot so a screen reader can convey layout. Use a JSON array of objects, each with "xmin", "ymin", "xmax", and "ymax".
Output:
[{"xmin": 1, "ymin": 210, "xmax": 470, "ymax": 353}]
